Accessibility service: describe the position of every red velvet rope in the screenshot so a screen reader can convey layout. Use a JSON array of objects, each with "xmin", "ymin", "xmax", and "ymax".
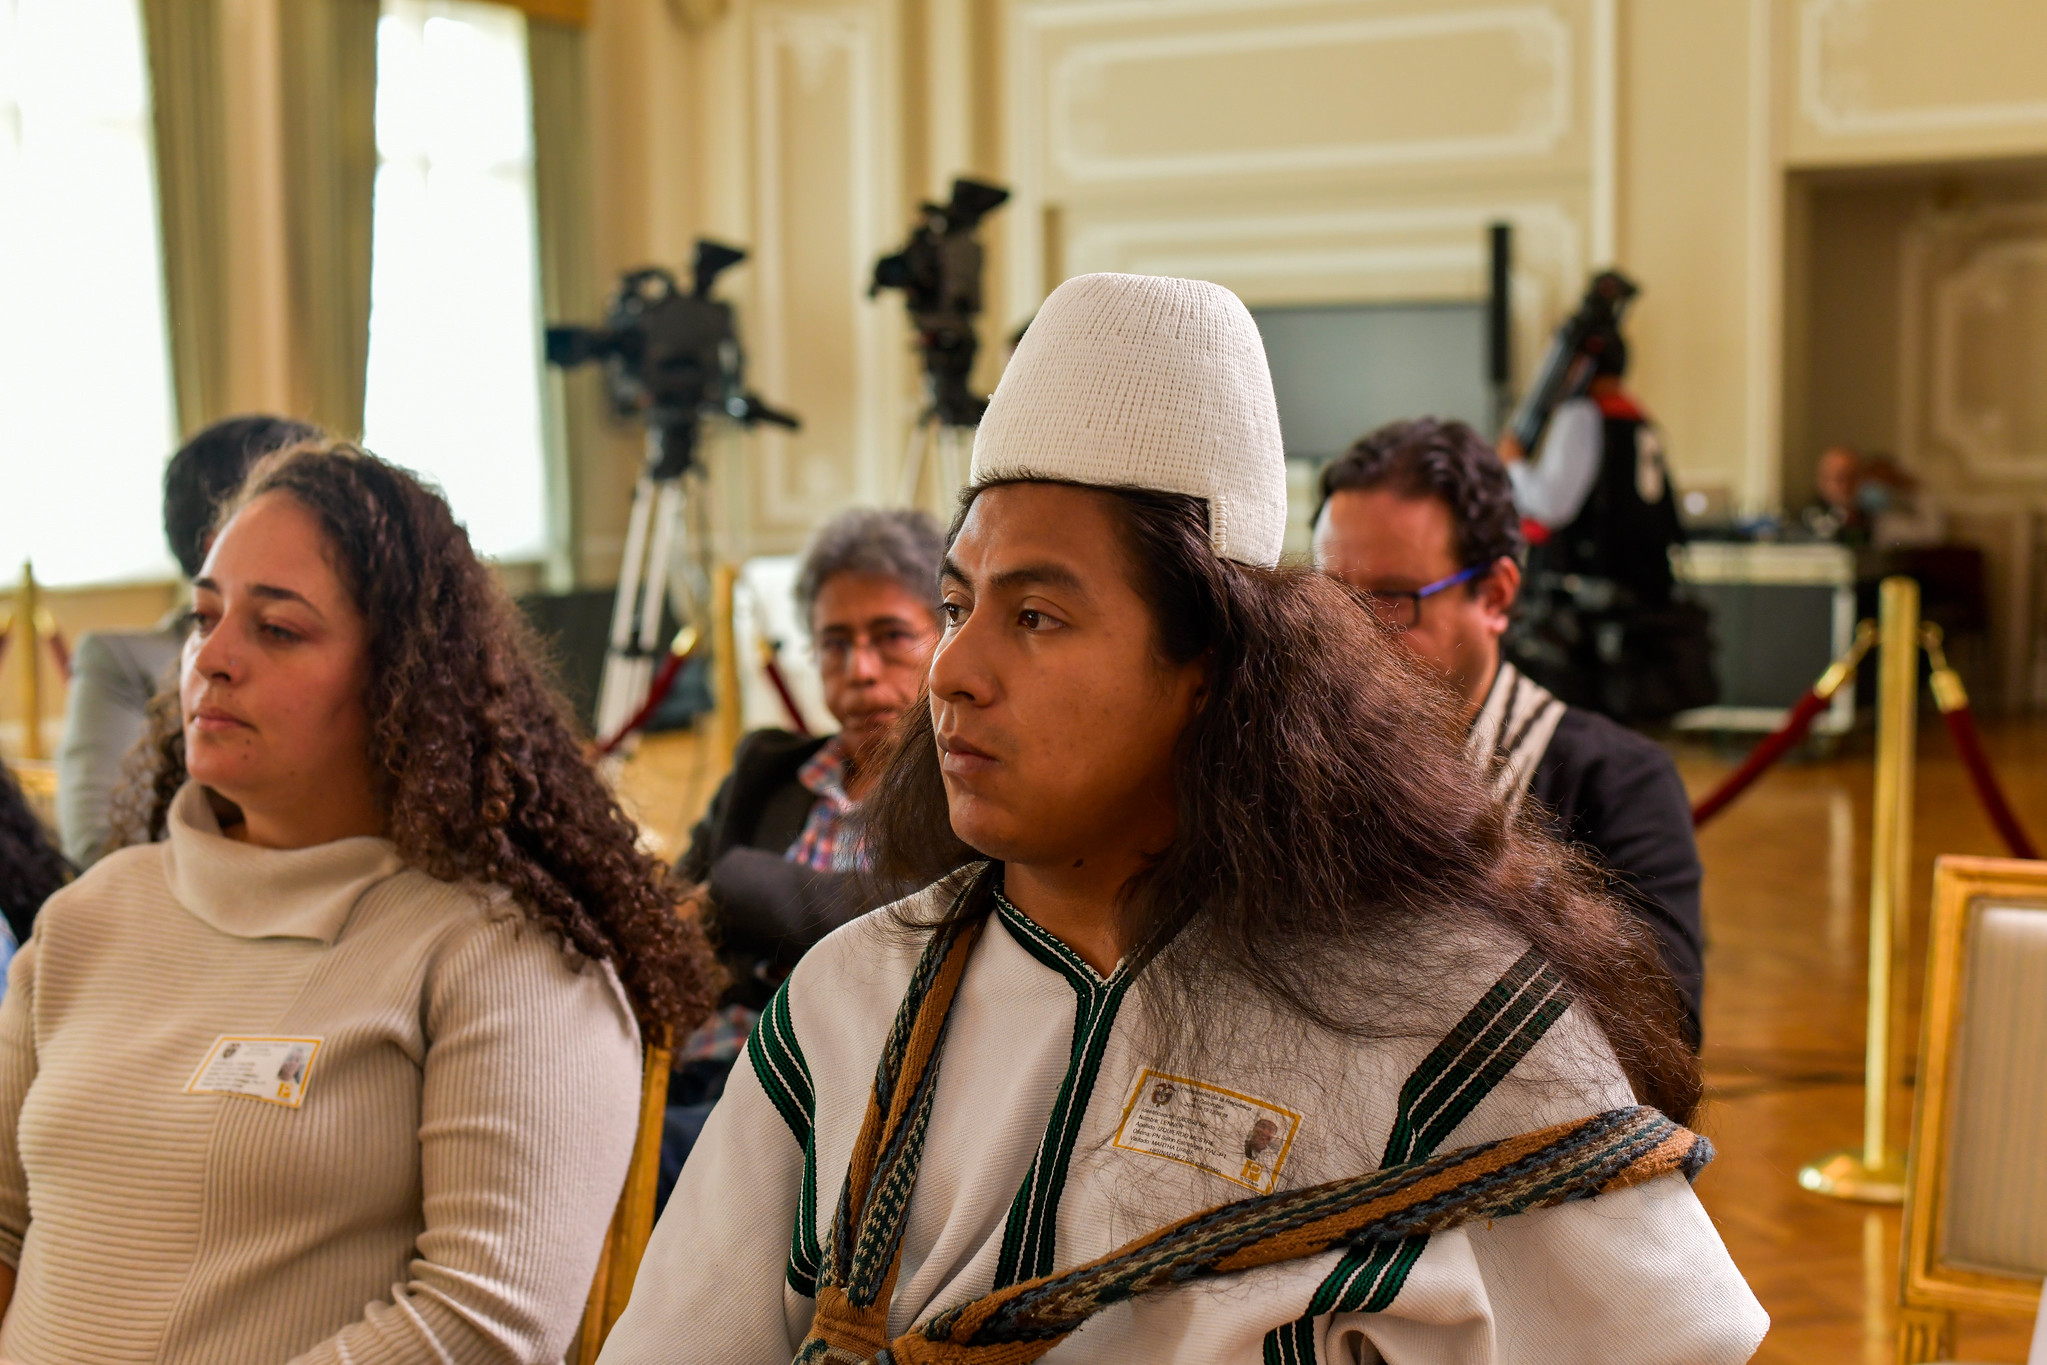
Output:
[
  {"xmin": 1690, "ymin": 686, "xmax": 1834, "ymax": 829},
  {"xmin": 762, "ymin": 656, "xmax": 812, "ymax": 737},
  {"xmin": 1937, "ymin": 701, "xmax": 2040, "ymax": 860},
  {"xmin": 595, "ymin": 646, "xmax": 697, "ymax": 757}
]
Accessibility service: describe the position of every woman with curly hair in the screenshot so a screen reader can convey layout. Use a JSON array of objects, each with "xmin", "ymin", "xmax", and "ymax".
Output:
[{"xmin": 0, "ymin": 443, "xmax": 717, "ymax": 1363}]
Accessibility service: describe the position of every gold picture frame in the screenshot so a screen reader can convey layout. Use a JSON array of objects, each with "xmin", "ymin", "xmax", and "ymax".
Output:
[{"xmin": 1897, "ymin": 856, "xmax": 2047, "ymax": 1362}]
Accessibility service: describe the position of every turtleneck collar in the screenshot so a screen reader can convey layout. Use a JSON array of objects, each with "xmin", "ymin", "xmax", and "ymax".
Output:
[{"xmin": 161, "ymin": 782, "xmax": 406, "ymax": 944}]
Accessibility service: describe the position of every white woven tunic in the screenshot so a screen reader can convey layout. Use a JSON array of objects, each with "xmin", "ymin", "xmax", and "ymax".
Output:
[{"xmin": 604, "ymin": 873, "xmax": 1767, "ymax": 1364}]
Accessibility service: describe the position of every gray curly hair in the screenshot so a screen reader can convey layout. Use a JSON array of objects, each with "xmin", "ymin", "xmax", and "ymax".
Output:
[{"xmin": 793, "ymin": 507, "xmax": 945, "ymax": 631}]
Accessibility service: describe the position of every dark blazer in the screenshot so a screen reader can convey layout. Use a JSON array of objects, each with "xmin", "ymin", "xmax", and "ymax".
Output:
[
  {"xmin": 1529, "ymin": 707, "xmax": 1706, "ymax": 1047},
  {"xmin": 679, "ymin": 729, "xmax": 862, "ymax": 1010}
]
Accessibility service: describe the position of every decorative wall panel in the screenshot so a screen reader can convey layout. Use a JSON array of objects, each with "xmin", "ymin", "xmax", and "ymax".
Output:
[
  {"xmin": 1045, "ymin": 7, "xmax": 1574, "ymax": 185},
  {"xmin": 747, "ymin": 2, "xmax": 901, "ymax": 544},
  {"xmin": 1790, "ymin": 0, "xmax": 2047, "ymax": 165},
  {"xmin": 1905, "ymin": 205, "xmax": 2047, "ymax": 483},
  {"xmin": 1899, "ymin": 202, "xmax": 2047, "ymax": 707},
  {"xmin": 1006, "ymin": 0, "xmax": 1608, "ymax": 359}
]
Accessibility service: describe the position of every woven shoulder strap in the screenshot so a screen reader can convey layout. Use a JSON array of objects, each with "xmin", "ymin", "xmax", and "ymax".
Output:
[
  {"xmin": 816, "ymin": 1106, "xmax": 1709, "ymax": 1365},
  {"xmin": 796, "ymin": 871, "xmax": 993, "ymax": 1364}
]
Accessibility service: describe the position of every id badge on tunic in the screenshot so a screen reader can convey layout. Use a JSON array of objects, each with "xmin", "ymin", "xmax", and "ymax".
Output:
[
  {"xmin": 185, "ymin": 1036, "xmax": 324, "ymax": 1108},
  {"xmin": 1112, "ymin": 1067, "xmax": 1302, "ymax": 1193}
]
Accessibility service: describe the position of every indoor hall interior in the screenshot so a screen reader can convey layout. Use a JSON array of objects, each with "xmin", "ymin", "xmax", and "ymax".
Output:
[{"xmin": 5, "ymin": 1, "xmax": 2047, "ymax": 1362}]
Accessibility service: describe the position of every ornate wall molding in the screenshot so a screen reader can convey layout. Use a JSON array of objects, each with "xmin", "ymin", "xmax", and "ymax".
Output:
[
  {"xmin": 1797, "ymin": 0, "xmax": 2047, "ymax": 141},
  {"xmin": 1904, "ymin": 204, "xmax": 2047, "ymax": 483},
  {"xmin": 1930, "ymin": 237, "xmax": 2047, "ymax": 481},
  {"xmin": 1005, "ymin": 0, "xmax": 1607, "ymax": 333},
  {"xmin": 1039, "ymin": 5, "xmax": 1574, "ymax": 184}
]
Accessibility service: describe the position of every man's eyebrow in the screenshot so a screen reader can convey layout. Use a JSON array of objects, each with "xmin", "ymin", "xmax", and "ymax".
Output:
[
  {"xmin": 989, "ymin": 561, "xmax": 1089, "ymax": 596},
  {"xmin": 940, "ymin": 555, "xmax": 1091, "ymax": 598}
]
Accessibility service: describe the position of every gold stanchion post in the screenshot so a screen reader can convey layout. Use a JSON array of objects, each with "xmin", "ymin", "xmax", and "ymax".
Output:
[
  {"xmin": 18, "ymin": 562, "xmax": 45, "ymax": 762},
  {"xmin": 1800, "ymin": 575, "xmax": 1919, "ymax": 1204},
  {"xmin": 712, "ymin": 563, "xmax": 742, "ymax": 762}
]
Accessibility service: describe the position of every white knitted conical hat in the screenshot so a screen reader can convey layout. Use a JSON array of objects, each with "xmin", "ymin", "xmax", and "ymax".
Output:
[{"xmin": 970, "ymin": 272, "xmax": 1288, "ymax": 568}]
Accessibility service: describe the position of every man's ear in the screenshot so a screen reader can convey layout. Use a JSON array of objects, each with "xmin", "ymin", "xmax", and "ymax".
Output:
[{"xmin": 1478, "ymin": 556, "xmax": 1520, "ymax": 632}]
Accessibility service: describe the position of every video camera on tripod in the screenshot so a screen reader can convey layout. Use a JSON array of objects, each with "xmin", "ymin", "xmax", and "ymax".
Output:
[
  {"xmin": 1505, "ymin": 268, "xmax": 1639, "ymax": 453},
  {"xmin": 547, "ymin": 240, "xmax": 798, "ymax": 480},
  {"xmin": 545, "ymin": 241, "xmax": 799, "ymax": 747},
  {"xmin": 870, "ymin": 177, "xmax": 1010, "ymax": 429}
]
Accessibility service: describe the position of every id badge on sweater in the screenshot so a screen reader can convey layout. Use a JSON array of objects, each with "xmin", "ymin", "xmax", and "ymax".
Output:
[{"xmin": 185, "ymin": 1036, "xmax": 324, "ymax": 1108}]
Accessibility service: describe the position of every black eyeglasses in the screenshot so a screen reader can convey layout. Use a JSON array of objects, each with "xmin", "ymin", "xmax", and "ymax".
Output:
[
  {"xmin": 813, "ymin": 626, "xmax": 933, "ymax": 673},
  {"xmin": 1359, "ymin": 564, "xmax": 1486, "ymax": 630}
]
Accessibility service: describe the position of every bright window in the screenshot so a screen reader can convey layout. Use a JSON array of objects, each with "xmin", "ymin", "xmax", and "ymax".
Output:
[
  {"xmin": 0, "ymin": 0, "xmax": 178, "ymax": 587},
  {"xmin": 363, "ymin": 0, "xmax": 548, "ymax": 562}
]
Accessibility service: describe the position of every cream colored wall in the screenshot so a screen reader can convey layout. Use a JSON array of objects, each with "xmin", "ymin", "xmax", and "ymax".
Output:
[
  {"xmin": 1619, "ymin": 0, "xmax": 1761, "ymax": 513},
  {"xmin": 21, "ymin": 0, "xmax": 2047, "ymax": 754},
  {"xmin": 187, "ymin": 0, "xmax": 2047, "ymax": 574}
]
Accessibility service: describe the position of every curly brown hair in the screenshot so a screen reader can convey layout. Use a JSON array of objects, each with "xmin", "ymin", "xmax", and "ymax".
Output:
[
  {"xmin": 111, "ymin": 442, "xmax": 717, "ymax": 1037},
  {"xmin": 863, "ymin": 483, "xmax": 1699, "ymax": 1123},
  {"xmin": 1315, "ymin": 418, "xmax": 1526, "ymax": 572}
]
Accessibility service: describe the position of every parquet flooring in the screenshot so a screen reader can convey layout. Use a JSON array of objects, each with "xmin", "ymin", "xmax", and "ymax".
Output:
[
  {"xmin": 1680, "ymin": 716, "xmax": 2047, "ymax": 1364},
  {"xmin": 621, "ymin": 713, "xmax": 2047, "ymax": 1362}
]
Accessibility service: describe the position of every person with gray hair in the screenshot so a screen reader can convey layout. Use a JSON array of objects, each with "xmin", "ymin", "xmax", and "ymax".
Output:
[{"xmin": 658, "ymin": 506, "xmax": 943, "ymax": 1202}]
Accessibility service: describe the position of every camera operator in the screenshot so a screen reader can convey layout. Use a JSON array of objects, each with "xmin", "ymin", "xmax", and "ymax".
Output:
[
  {"xmin": 55, "ymin": 414, "xmax": 319, "ymax": 867},
  {"xmin": 1497, "ymin": 326, "xmax": 1683, "ymax": 606},
  {"xmin": 660, "ymin": 507, "xmax": 944, "ymax": 1194},
  {"xmin": 1496, "ymin": 281, "xmax": 1715, "ymax": 724},
  {"xmin": 1314, "ymin": 419, "xmax": 1704, "ymax": 1045}
]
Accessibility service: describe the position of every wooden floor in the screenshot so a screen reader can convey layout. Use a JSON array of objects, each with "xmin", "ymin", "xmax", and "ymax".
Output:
[
  {"xmin": 1680, "ymin": 715, "xmax": 2047, "ymax": 1364},
  {"xmin": 620, "ymin": 713, "xmax": 2047, "ymax": 1362}
]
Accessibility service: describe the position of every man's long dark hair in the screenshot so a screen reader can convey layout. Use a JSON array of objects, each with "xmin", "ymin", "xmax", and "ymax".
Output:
[{"xmin": 860, "ymin": 482, "xmax": 1700, "ymax": 1123}]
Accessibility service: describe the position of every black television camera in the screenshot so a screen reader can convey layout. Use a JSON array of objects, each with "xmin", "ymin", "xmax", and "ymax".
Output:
[
  {"xmin": 547, "ymin": 240, "xmax": 798, "ymax": 480},
  {"xmin": 1505, "ymin": 268, "xmax": 1639, "ymax": 453},
  {"xmin": 871, "ymin": 177, "xmax": 1010, "ymax": 427}
]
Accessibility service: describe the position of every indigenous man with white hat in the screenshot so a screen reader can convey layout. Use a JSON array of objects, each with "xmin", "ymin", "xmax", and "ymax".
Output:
[{"xmin": 601, "ymin": 274, "xmax": 1766, "ymax": 1364}]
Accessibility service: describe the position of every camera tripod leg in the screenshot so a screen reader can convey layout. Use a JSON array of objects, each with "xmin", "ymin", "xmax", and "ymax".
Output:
[
  {"xmin": 939, "ymin": 424, "xmax": 970, "ymax": 503},
  {"xmin": 639, "ymin": 481, "xmax": 685, "ymax": 655},
  {"xmin": 598, "ymin": 477, "xmax": 658, "ymax": 740},
  {"xmin": 897, "ymin": 413, "xmax": 932, "ymax": 507}
]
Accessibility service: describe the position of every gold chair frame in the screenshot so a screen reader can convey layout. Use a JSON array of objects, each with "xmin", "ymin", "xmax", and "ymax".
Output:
[
  {"xmin": 1897, "ymin": 856, "xmax": 2047, "ymax": 1363},
  {"xmin": 572, "ymin": 1038, "xmax": 673, "ymax": 1365}
]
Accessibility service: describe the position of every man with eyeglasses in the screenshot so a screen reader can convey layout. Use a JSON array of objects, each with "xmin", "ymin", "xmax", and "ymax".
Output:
[
  {"xmin": 1313, "ymin": 418, "xmax": 1704, "ymax": 1045},
  {"xmin": 661, "ymin": 507, "xmax": 944, "ymax": 1198}
]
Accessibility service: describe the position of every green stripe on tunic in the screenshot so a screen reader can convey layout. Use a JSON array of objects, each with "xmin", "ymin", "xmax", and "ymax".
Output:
[{"xmin": 1261, "ymin": 948, "xmax": 1571, "ymax": 1361}]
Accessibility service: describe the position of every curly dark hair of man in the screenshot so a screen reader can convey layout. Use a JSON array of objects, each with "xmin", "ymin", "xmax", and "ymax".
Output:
[
  {"xmin": 860, "ymin": 482, "xmax": 1700, "ymax": 1123},
  {"xmin": 162, "ymin": 415, "xmax": 323, "ymax": 578},
  {"xmin": 1315, "ymin": 418, "xmax": 1525, "ymax": 573},
  {"xmin": 0, "ymin": 766, "xmax": 71, "ymax": 943},
  {"xmin": 111, "ymin": 442, "xmax": 717, "ymax": 1037}
]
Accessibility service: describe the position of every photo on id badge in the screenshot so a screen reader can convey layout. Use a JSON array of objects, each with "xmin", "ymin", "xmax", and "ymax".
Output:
[
  {"xmin": 185, "ymin": 1036, "xmax": 324, "ymax": 1108},
  {"xmin": 1113, "ymin": 1068, "xmax": 1302, "ymax": 1193}
]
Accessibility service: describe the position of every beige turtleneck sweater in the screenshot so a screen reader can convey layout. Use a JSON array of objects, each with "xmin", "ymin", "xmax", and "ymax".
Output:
[{"xmin": 0, "ymin": 783, "xmax": 642, "ymax": 1364}]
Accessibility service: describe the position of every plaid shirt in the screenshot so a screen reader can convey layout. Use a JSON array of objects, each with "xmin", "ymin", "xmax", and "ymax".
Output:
[
  {"xmin": 786, "ymin": 737, "xmax": 860, "ymax": 873},
  {"xmin": 679, "ymin": 738, "xmax": 865, "ymax": 1067}
]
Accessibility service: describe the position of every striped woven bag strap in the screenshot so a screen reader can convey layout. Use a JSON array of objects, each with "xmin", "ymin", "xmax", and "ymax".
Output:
[
  {"xmin": 796, "ymin": 869, "xmax": 995, "ymax": 1365},
  {"xmin": 866, "ymin": 1105, "xmax": 1712, "ymax": 1365}
]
